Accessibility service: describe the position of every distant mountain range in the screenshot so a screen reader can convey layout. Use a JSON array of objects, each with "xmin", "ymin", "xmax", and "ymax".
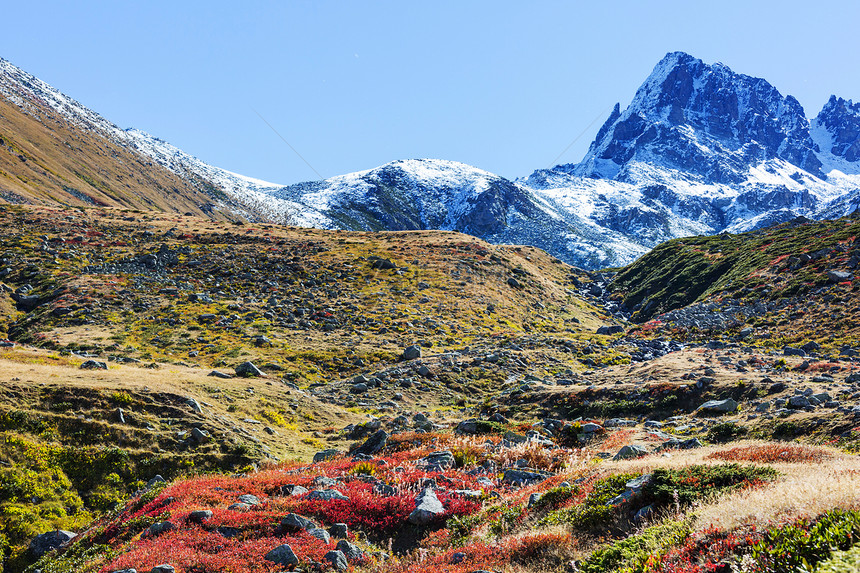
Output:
[{"xmin": 1, "ymin": 52, "xmax": 859, "ymax": 268}]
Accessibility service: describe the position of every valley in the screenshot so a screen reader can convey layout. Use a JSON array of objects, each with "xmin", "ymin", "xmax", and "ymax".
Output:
[{"xmin": 0, "ymin": 49, "xmax": 859, "ymax": 573}]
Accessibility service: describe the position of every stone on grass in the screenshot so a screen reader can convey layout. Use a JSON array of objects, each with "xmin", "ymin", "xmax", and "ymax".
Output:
[
  {"xmin": 354, "ymin": 429, "xmax": 387, "ymax": 456},
  {"xmin": 28, "ymin": 530, "xmax": 77, "ymax": 558},
  {"xmin": 613, "ymin": 444, "xmax": 649, "ymax": 461},
  {"xmin": 402, "ymin": 345, "xmax": 422, "ymax": 361},
  {"xmin": 313, "ymin": 449, "xmax": 341, "ymax": 462},
  {"xmin": 308, "ymin": 489, "xmax": 349, "ymax": 502},
  {"xmin": 308, "ymin": 527, "xmax": 331, "ymax": 543},
  {"xmin": 234, "ymin": 361, "xmax": 265, "ymax": 377},
  {"xmin": 697, "ymin": 398, "xmax": 739, "ymax": 413},
  {"xmin": 336, "ymin": 539, "xmax": 363, "ymax": 560},
  {"xmin": 188, "ymin": 510, "xmax": 213, "ymax": 523},
  {"xmin": 281, "ymin": 513, "xmax": 317, "ymax": 531}
]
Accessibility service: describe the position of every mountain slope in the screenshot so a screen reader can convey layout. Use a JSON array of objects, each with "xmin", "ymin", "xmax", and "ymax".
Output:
[
  {"xmin": 0, "ymin": 59, "xmax": 238, "ymax": 216},
  {"xmin": 271, "ymin": 52, "xmax": 860, "ymax": 269},
  {"xmin": 0, "ymin": 57, "xmax": 295, "ymax": 221}
]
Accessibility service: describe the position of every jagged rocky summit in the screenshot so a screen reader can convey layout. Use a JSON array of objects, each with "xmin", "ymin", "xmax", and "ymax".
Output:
[{"xmin": 1, "ymin": 52, "xmax": 860, "ymax": 269}]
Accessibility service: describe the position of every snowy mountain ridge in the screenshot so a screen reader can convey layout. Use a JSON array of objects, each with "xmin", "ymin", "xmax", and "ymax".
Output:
[{"xmin": 1, "ymin": 53, "xmax": 859, "ymax": 269}]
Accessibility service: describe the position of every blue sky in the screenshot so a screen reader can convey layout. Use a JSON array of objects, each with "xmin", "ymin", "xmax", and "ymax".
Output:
[{"xmin": 3, "ymin": 1, "xmax": 859, "ymax": 185}]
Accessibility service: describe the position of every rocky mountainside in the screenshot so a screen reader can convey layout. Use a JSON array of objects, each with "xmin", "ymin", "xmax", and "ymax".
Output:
[
  {"xmin": 1, "ymin": 54, "xmax": 859, "ymax": 268},
  {"xmin": 3, "ymin": 204, "xmax": 860, "ymax": 573},
  {"xmin": 273, "ymin": 53, "xmax": 860, "ymax": 269},
  {"xmin": 0, "ymin": 58, "xmax": 294, "ymax": 222}
]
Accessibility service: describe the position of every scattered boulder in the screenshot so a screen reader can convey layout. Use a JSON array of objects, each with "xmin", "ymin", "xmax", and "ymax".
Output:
[
  {"xmin": 827, "ymin": 270, "xmax": 853, "ymax": 283},
  {"xmin": 336, "ymin": 539, "xmax": 363, "ymax": 560},
  {"xmin": 697, "ymin": 398, "xmax": 739, "ymax": 414},
  {"xmin": 402, "ymin": 345, "xmax": 422, "ymax": 361},
  {"xmin": 407, "ymin": 487, "xmax": 445, "ymax": 525},
  {"xmin": 80, "ymin": 360, "xmax": 107, "ymax": 370},
  {"xmin": 188, "ymin": 510, "xmax": 213, "ymax": 523},
  {"xmin": 208, "ymin": 370, "xmax": 233, "ymax": 379},
  {"xmin": 237, "ymin": 494, "xmax": 260, "ymax": 506},
  {"xmin": 613, "ymin": 445, "xmax": 649, "ymax": 461},
  {"xmin": 313, "ymin": 449, "xmax": 341, "ymax": 463},
  {"xmin": 308, "ymin": 527, "xmax": 331, "ymax": 543},
  {"xmin": 456, "ymin": 419, "xmax": 479, "ymax": 434},
  {"xmin": 147, "ymin": 521, "xmax": 176, "ymax": 537},
  {"xmin": 596, "ymin": 325, "xmax": 624, "ymax": 335},
  {"xmin": 150, "ymin": 566, "xmax": 175, "ymax": 573},
  {"xmin": 324, "ymin": 550, "xmax": 348, "ymax": 571},
  {"xmin": 234, "ymin": 361, "xmax": 265, "ymax": 377},
  {"xmin": 308, "ymin": 489, "xmax": 350, "ymax": 502},
  {"xmin": 419, "ymin": 451, "xmax": 456, "ymax": 472},
  {"xmin": 190, "ymin": 427, "xmax": 210, "ymax": 444},
  {"xmin": 28, "ymin": 530, "xmax": 77, "ymax": 558},
  {"xmin": 502, "ymin": 469, "xmax": 548, "ymax": 485},
  {"xmin": 329, "ymin": 523, "xmax": 349, "ymax": 539},
  {"xmin": 353, "ymin": 429, "xmax": 388, "ymax": 456},
  {"xmin": 265, "ymin": 544, "xmax": 299, "ymax": 567},
  {"xmin": 281, "ymin": 513, "xmax": 318, "ymax": 531}
]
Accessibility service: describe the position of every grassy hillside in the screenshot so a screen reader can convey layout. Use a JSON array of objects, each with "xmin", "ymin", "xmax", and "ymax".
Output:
[
  {"xmin": 3, "ymin": 206, "xmax": 860, "ymax": 573},
  {"xmin": 612, "ymin": 215, "xmax": 860, "ymax": 348},
  {"xmin": 0, "ymin": 97, "xmax": 236, "ymax": 218}
]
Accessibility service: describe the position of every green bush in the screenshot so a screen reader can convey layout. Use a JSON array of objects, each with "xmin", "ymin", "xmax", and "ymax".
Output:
[
  {"xmin": 580, "ymin": 518, "xmax": 692, "ymax": 573},
  {"xmin": 531, "ymin": 485, "xmax": 579, "ymax": 511},
  {"xmin": 815, "ymin": 544, "xmax": 860, "ymax": 573},
  {"xmin": 750, "ymin": 509, "xmax": 860, "ymax": 572},
  {"xmin": 706, "ymin": 421, "xmax": 748, "ymax": 443},
  {"xmin": 540, "ymin": 473, "xmax": 637, "ymax": 530},
  {"xmin": 643, "ymin": 464, "xmax": 777, "ymax": 508}
]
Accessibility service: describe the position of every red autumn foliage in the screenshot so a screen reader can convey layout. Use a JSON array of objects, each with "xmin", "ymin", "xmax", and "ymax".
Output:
[{"xmin": 706, "ymin": 444, "xmax": 832, "ymax": 464}]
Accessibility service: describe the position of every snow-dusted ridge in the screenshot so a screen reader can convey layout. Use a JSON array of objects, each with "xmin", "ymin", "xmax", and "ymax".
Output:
[{"xmin": 1, "ymin": 53, "xmax": 860, "ymax": 269}]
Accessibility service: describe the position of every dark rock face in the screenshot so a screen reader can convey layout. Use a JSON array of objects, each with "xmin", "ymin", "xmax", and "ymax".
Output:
[
  {"xmin": 576, "ymin": 52, "xmax": 823, "ymax": 181},
  {"xmin": 815, "ymin": 96, "xmax": 860, "ymax": 162},
  {"xmin": 28, "ymin": 530, "xmax": 76, "ymax": 558}
]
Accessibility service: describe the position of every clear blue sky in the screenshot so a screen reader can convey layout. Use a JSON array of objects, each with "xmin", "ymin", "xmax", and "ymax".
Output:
[{"xmin": 3, "ymin": 1, "xmax": 859, "ymax": 185}]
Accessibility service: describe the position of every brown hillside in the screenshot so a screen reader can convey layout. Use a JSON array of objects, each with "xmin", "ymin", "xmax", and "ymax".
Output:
[{"xmin": 0, "ymin": 95, "xmax": 235, "ymax": 218}]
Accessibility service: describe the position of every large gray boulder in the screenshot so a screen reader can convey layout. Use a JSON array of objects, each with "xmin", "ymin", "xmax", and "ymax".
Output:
[
  {"xmin": 697, "ymin": 398, "xmax": 739, "ymax": 413},
  {"xmin": 613, "ymin": 444, "xmax": 649, "ymax": 460},
  {"xmin": 234, "ymin": 361, "xmax": 265, "ymax": 377},
  {"xmin": 419, "ymin": 451, "xmax": 455, "ymax": 472},
  {"xmin": 265, "ymin": 544, "xmax": 299, "ymax": 567},
  {"xmin": 313, "ymin": 449, "xmax": 341, "ymax": 462},
  {"xmin": 354, "ymin": 429, "xmax": 388, "ymax": 456},
  {"xmin": 336, "ymin": 539, "xmax": 363, "ymax": 561},
  {"xmin": 407, "ymin": 487, "xmax": 445, "ymax": 525},
  {"xmin": 502, "ymin": 469, "xmax": 548, "ymax": 485},
  {"xmin": 402, "ymin": 345, "xmax": 422, "ymax": 361},
  {"xmin": 28, "ymin": 530, "xmax": 77, "ymax": 558},
  {"xmin": 307, "ymin": 489, "xmax": 350, "ymax": 502},
  {"xmin": 281, "ymin": 513, "xmax": 317, "ymax": 531},
  {"xmin": 325, "ymin": 550, "xmax": 348, "ymax": 571}
]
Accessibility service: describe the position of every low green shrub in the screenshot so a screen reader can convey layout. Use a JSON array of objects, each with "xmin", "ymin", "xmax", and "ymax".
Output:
[
  {"xmin": 540, "ymin": 473, "xmax": 637, "ymax": 530},
  {"xmin": 750, "ymin": 509, "xmax": 860, "ymax": 572},
  {"xmin": 815, "ymin": 544, "xmax": 860, "ymax": 573},
  {"xmin": 706, "ymin": 421, "xmax": 748, "ymax": 443},
  {"xmin": 580, "ymin": 518, "xmax": 692, "ymax": 573},
  {"xmin": 643, "ymin": 464, "xmax": 777, "ymax": 508},
  {"xmin": 531, "ymin": 485, "xmax": 579, "ymax": 511}
]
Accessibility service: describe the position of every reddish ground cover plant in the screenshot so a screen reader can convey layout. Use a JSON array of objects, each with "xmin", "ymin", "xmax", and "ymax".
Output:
[{"xmin": 706, "ymin": 444, "xmax": 832, "ymax": 464}]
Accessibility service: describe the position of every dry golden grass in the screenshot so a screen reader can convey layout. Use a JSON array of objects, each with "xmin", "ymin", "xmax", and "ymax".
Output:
[
  {"xmin": 0, "ymin": 345, "xmax": 363, "ymax": 460},
  {"xmin": 694, "ymin": 452, "xmax": 860, "ymax": 531},
  {"xmin": 603, "ymin": 439, "xmax": 860, "ymax": 532}
]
